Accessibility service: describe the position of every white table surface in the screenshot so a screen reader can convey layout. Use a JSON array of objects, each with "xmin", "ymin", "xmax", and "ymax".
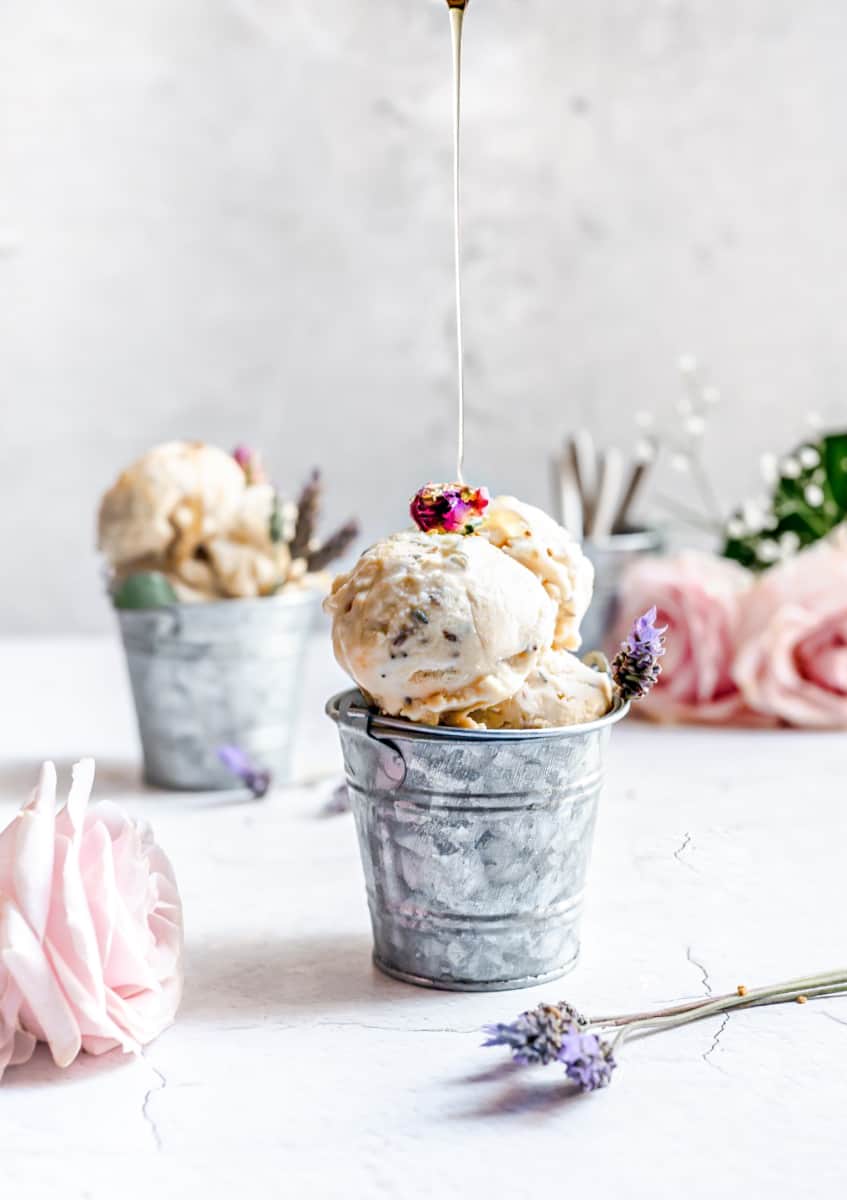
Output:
[{"xmin": 0, "ymin": 633, "xmax": 845, "ymax": 1199}]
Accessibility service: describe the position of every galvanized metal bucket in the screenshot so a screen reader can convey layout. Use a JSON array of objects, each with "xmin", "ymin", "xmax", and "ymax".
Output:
[
  {"xmin": 327, "ymin": 689, "xmax": 629, "ymax": 991},
  {"xmin": 580, "ymin": 527, "xmax": 664, "ymax": 653},
  {"xmin": 118, "ymin": 589, "xmax": 318, "ymax": 790}
]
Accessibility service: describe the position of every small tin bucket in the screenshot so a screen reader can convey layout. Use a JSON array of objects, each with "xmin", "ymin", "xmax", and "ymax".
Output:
[
  {"xmin": 580, "ymin": 527, "xmax": 664, "ymax": 652},
  {"xmin": 118, "ymin": 589, "xmax": 318, "ymax": 790},
  {"xmin": 327, "ymin": 689, "xmax": 629, "ymax": 991}
]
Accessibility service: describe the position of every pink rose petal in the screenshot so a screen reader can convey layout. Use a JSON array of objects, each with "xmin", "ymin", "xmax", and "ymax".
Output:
[
  {"xmin": 732, "ymin": 535, "xmax": 847, "ymax": 728},
  {"xmin": 614, "ymin": 551, "xmax": 758, "ymax": 725},
  {"xmin": 0, "ymin": 760, "xmax": 183, "ymax": 1082}
]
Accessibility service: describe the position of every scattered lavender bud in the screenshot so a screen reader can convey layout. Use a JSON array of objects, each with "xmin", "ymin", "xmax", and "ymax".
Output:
[
  {"xmin": 611, "ymin": 607, "xmax": 667, "ymax": 702},
  {"xmin": 217, "ymin": 745, "xmax": 271, "ymax": 798}
]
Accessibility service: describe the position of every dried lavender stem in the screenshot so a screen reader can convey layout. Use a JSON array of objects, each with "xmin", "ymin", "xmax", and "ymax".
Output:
[
  {"xmin": 611, "ymin": 970, "xmax": 847, "ymax": 1052},
  {"xmin": 290, "ymin": 470, "xmax": 321, "ymax": 560},
  {"xmin": 591, "ymin": 979, "xmax": 847, "ymax": 1029},
  {"xmin": 306, "ymin": 520, "xmax": 360, "ymax": 572},
  {"xmin": 617, "ymin": 982, "xmax": 847, "ymax": 1048}
]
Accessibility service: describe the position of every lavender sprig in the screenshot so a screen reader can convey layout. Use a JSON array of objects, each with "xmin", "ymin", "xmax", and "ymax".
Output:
[
  {"xmin": 611, "ymin": 606, "xmax": 667, "ymax": 701},
  {"xmin": 484, "ymin": 968, "xmax": 847, "ymax": 1098},
  {"xmin": 290, "ymin": 470, "xmax": 321, "ymax": 561},
  {"xmin": 216, "ymin": 745, "xmax": 271, "ymax": 798},
  {"xmin": 307, "ymin": 519, "xmax": 360, "ymax": 572}
]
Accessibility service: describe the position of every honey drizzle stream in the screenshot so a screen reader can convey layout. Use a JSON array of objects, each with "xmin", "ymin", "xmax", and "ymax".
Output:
[{"xmin": 449, "ymin": 2, "xmax": 466, "ymax": 484}]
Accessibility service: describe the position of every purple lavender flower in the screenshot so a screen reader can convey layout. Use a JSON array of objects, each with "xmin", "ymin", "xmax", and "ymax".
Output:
[
  {"xmin": 483, "ymin": 1002, "xmax": 587, "ymax": 1066},
  {"xmin": 557, "ymin": 1024, "xmax": 616, "ymax": 1092},
  {"xmin": 611, "ymin": 605, "xmax": 667, "ymax": 701},
  {"xmin": 217, "ymin": 745, "xmax": 271, "ymax": 798}
]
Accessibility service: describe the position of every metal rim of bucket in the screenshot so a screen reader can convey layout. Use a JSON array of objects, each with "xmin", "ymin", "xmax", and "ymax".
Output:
[
  {"xmin": 326, "ymin": 687, "xmax": 630, "ymax": 743},
  {"xmin": 114, "ymin": 583, "xmax": 321, "ymax": 619},
  {"xmin": 372, "ymin": 953, "xmax": 579, "ymax": 993}
]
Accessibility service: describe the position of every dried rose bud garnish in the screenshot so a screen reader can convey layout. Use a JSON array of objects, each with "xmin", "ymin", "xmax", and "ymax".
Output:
[
  {"xmin": 410, "ymin": 483, "xmax": 490, "ymax": 535},
  {"xmin": 232, "ymin": 444, "xmax": 267, "ymax": 485}
]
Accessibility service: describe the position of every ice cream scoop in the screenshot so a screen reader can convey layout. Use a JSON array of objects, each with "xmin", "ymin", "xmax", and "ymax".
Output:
[
  {"xmin": 98, "ymin": 442, "xmax": 300, "ymax": 601},
  {"xmin": 479, "ymin": 495, "xmax": 593, "ymax": 651},
  {"xmin": 455, "ymin": 649, "xmax": 613, "ymax": 730},
  {"xmin": 98, "ymin": 441, "xmax": 246, "ymax": 571},
  {"xmin": 324, "ymin": 530, "xmax": 555, "ymax": 724}
]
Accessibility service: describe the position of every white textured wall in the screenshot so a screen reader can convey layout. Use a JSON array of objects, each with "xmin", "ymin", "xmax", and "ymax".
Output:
[{"xmin": 2, "ymin": 0, "xmax": 846, "ymax": 632}]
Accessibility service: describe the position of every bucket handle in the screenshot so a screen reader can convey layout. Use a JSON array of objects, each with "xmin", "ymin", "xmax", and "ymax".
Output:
[{"xmin": 337, "ymin": 693, "xmax": 407, "ymax": 791}]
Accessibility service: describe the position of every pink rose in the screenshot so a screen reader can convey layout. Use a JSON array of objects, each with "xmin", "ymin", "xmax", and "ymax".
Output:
[
  {"xmin": 0, "ymin": 760, "xmax": 183, "ymax": 1081},
  {"xmin": 615, "ymin": 551, "xmax": 758, "ymax": 724},
  {"xmin": 732, "ymin": 534, "xmax": 847, "ymax": 728}
]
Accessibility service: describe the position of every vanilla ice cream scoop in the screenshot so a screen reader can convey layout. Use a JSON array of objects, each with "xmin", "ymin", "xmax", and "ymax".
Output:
[
  {"xmin": 479, "ymin": 496, "xmax": 593, "ymax": 651},
  {"xmin": 98, "ymin": 442, "xmax": 301, "ymax": 601},
  {"xmin": 455, "ymin": 649, "xmax": 613, "ymax": 730},
  {"xmin": 324, "ymin": 530, "xmax": 555, "ymax": 724},
  {"xmin": 98, "ymin": 441, "xmax": 246, "ymax": 570}
]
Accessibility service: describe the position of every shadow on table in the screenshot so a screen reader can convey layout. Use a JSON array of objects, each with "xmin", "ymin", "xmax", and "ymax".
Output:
[
  {"xmin": 458, "ymin": 1076, "xmax": 586, "ymax": 1120},
  {"xmin": 0, "ymin": 758, "xmax": 146, "ymax": 797},
  {"xmin": 1, "ymin": 1041, "xmax": 133, "ymax": 1090},
  {"xmin": 0, "ymin": 758, "xmax": 266, "ymax": 810},
  {"xmin": 181, "ymin": 932, "xmax": 419, "ymax": 1019},
  {"xmin": 452, "ymin": 1060, "xmax": 586, "ymax": 1120}
]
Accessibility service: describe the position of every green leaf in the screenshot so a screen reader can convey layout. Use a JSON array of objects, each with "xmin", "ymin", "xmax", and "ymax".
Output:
[
  {"xmin": 113, "ymin": 571, "xmax": 179, "ymax": 610},
  {"xmin": 269, "ymin": 492, "xmax": 284, "ymax": 544},
  {"xmin": 824, "ymin": 433, "xmax": 847, "ymax": 511},
  {"xmin": 721, "ymin": 430, "xmax": 847, "ymax": 570}
]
